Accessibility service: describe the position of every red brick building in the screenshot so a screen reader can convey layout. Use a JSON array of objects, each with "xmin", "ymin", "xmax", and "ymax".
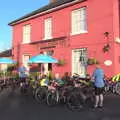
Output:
[{"xmin": 9, "ymin": 0, "xmax": 120, "ymax": 77}]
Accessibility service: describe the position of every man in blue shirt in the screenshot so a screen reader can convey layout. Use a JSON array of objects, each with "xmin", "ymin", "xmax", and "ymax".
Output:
[
  {"xmin": 18, "ymin": 66, "xmax": 27, "ymax": 83},
  {"xmin": 92, "ymin": 62, "xmax": 105, "ymax": 108}
]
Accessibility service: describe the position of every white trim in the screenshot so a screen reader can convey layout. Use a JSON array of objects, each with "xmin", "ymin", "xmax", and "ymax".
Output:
[
  {"xmin": 71, "ymin": 7, "xmax": 87, "ymax": 35},
  {"xmin": 22, "ymin": 42, "xmax": 30, "ymax": 44},
  {"xmin": 43, "ymin": 52, "xmax": 48, "ymax": 74},
  {"xmin": 115, "ymin": 37, "xmax": 120, "ymax": 43},
  {"xmin": 22, "ymin": 54, "xmax": 31, "ymax": 65},
  {"xmin": 72, "ymin": 50, "xmax": 74, "ymax": 76},
  {"xmin": 10, "ymin": 0, "xmax": 86, "ymax": 26},
  {"xmin": 44, "ymin": 18, "xmax": 52, "ymax": 40},
  {"xmin": 71, "ymin": 48, "xmax": 87, "ymax": 77},
  {"xmin": 22, "ymin": 54, "xmax": 31, "ymax": 75},
  {"xmin": 43, "ymin": 36, "xmax": 53, "ymax": 40},
  {"xmin": 22, "ymin": 24, "xmax": 31, "ymax": 44},
  {"xmin": 70, "ymin": 30, "xmax": 88, "ymax": 36}
]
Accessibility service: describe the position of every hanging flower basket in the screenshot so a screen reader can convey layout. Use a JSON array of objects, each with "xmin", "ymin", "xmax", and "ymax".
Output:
[
  {"xmin": 57, "ymin": 59, "xmax": 66, "ymax": 66},
  {"xmin": 103, "ymin": 44, "xmax": 110, "ymax": 52},
  {"xmin": 87, "ymin": 58, "xmax": 98, "ymax": 65}
]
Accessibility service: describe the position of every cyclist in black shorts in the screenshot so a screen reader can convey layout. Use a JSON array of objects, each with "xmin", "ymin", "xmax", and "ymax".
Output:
[
  {"xmin": 18, "ymin": 65, "xmax": 27, "ymax": 86},
  {"xmin": 92, "ymin": 62, "xmax": 105, "ymax": 108}
]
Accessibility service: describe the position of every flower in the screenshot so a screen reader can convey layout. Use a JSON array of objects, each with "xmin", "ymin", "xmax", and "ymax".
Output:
[
  {"xmin": 103, "ymin": 44, "xmax": 110, "ymax": 52},
  {"xmin": 57, "ymin": 59, "xmax": 66, "ymax": 66},
  {"xmin": 87, "ymin": 58, "xmax": 98, "ymax": 65}
]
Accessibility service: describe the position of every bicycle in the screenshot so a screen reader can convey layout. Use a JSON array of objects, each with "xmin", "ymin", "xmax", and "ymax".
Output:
[
  {"xmin": 34, "ymin": 78, "xmax": 49, "ymax": 103},
  {"xmin": 35, "ymin": 86, "xmax": 47, "ymax": 104},
  {"xmin": 66, "ymin": 77, "xmax": 94, "ymax": 111},
  {"xmin": 104, "ymin": 76, "xmax": 120, "ymax": 95},
  {"xmin": 46, "ymin": 81, "xmax": 60, "ymax": 107}
]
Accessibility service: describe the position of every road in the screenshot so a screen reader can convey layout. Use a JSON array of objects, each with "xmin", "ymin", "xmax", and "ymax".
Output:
[{"xmin": 0, "ymin": 88, "xmax": 120, "ymax": 120}]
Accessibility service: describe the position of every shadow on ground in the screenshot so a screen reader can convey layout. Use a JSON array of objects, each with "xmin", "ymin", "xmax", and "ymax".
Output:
[{"xmin": 0, "ymin": 88, "xmax": 120, "ymax": 120}]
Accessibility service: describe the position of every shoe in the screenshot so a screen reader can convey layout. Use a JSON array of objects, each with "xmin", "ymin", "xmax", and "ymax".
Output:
[
  {"xmin": 92, "ymin": 105, "xmax": 98, "ymax": 108},
  {"xmin": 98, "ymin": 106, "xmax": 103, "ymax": 109}
]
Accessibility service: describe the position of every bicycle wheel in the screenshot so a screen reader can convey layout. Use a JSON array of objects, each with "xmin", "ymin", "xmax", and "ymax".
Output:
[
  {"xmin": 112, "ymin": 85, "xmax": 116, "ymax": 93},
  {"xmin": 35, "ymin": 86, "xmax": 47, "ymax": 103},
  {"xmin": 104, "ymin": 84, "xmax": 110, "ymax": 93},
  {"xmin": 115, "ymin": 82, "xmax": 120, "ymax": 95},
  {"xmin": 67, "ymin": 92, "xmax": 83, "ymax": 111},
  {"xmin": 47, "ymin": 90, "xmax": 59, "ymax": 107}
]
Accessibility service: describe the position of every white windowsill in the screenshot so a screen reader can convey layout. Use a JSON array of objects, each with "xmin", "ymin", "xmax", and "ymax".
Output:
[
  {"xmin": 70, "ymin": 31, "xmax": 88, "ymax": 36},
  {"xmin": 43, "ymin": 36, "xmax": 53, "ymax": 40},
  {"xmin": 22, "ymin": 42, "xmax": 31, "ymax": 44}
]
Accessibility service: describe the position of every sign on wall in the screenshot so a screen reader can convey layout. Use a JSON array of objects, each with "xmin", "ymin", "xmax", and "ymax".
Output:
[
  {"xmin": 38, "ymin": 39, "xmax": 66, "ymax": 49},
  {"xmin": 115, "ymin": 38, "xmax": 120, "ymax": 44},
  {"xmin": 104, "ymin": 60, "xmax": 112, "ymax": 66}
]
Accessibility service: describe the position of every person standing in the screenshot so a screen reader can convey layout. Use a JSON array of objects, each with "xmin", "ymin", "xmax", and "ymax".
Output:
[
  {"xmin": 18, "ymin": 65, "xmax": 27, "ymax": 84},
  {"xmin": 92, "ymin": 62, "xmax": 105, "ymax": 108}
]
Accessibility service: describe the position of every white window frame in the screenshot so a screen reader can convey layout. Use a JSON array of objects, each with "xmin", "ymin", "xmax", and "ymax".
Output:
[
  {"xmin": 22, "ymin": 54, "xmax": 30, "ymax": 68},
  {"xmin": 0, "ymin": 64, "xmax": 7, "ymax": 71},
  {"xmin": 22, "ymin": 24, "xmax": 31, "ymax": 44},
  {"xmin": 71, "ymin": 7, "xmax": 87, "ymax": 35},
  {"xmin": 72, "ymin": 48, "xmax": 87, "ymax": 78},
  {"xmin": 44, "ymin": 18, "xmax": 52, "ymax": 40},
  {"xmin": 43, "ymin": 52, "xmax": 48, "ymax": 74}
]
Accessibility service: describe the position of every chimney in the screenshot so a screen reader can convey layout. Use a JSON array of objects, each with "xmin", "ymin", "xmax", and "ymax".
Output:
[{"xmin": 50, "ymin": 0, "xmax": 56, "ymax": 3}]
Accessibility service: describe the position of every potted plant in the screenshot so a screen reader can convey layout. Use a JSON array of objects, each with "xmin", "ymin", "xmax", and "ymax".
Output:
[
  {"xmin": 87, "ymin": 58, "xmax": 98, "ymax": 65},
  {"xmin": 57, "ymin": 59, "xmax": 66, "ymax": 66},
  {"xmin": 103, "ymin": 44, "xmax": 110, "ymax": 52}
]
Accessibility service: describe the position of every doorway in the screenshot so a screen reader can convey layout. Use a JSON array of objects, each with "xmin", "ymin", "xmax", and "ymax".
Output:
[{"xmin": 43, "ymin": 51, "xmax": 53, "ymax": 74}]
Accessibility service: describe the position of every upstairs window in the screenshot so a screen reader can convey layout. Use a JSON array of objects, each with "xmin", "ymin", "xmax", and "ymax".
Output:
[
  {"xmin": 44, "ymin": 18, "xmax": 52, "ymax": 40},
  {"xmin": 71, "ymin": 7, "xmax": 87, "ymax": 35},
  {"xmin": 23, "ymin": 24, "xmax": 31, "ymax": 43}
]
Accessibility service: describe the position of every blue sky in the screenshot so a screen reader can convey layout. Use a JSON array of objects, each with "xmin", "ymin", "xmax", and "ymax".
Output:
[{"xmin": 0, "ymin": 0, "xmax": 49, "ymax": 52}]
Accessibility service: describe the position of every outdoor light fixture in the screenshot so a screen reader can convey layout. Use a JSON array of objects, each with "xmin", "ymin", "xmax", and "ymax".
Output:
[
  {"xmin": 104, "ymin": 32, "xmax": 109, "ymax": 37},
  {"xmin": 103, "ymin": 32, "xmax": 110, "ymax": 53}
]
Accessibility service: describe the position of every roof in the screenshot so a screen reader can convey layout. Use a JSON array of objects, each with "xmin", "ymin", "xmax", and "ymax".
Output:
[
  {"xmin": 8, "ymin": 0, "xmax": 86, "ymax": 26},
  {"xmin": 0, "ymin": 49, "xmax": 12, "ymax": 57}
]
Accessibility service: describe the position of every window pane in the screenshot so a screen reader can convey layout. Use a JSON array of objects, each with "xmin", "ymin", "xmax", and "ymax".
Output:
[
  {"xmin": 44, "ymin": 18, "xmax": 52, "ymax": 39},
  {"xmin": 72, "ymin": 48, "xmax": 87, "ymax": 77},
  {"xmin": 23, "ymin": 24, "xmax": 31, "ymax": 43},
  {"xmin": 23, "ymin": 55, "xmax": 30, "ymax": 68},
  {"xmin": 71, "ymin": 7, "xmax": 87, "ymax": 34}
]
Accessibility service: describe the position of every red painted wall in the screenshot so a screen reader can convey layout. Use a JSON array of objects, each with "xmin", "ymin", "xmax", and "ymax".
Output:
[{"xmin": 11, "ymin": 0, "xmax": 120, "ymax": 77}]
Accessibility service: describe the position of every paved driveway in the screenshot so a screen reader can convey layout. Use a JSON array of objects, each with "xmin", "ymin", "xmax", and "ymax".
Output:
[{"xmin": 0, "ymin": 88, "xmax": 120, "ymax": 120}]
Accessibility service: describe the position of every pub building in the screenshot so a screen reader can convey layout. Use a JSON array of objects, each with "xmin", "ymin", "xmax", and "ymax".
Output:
[{"xmin": 9, "ymin": 0, "xmax": 120, "ymax": 77}]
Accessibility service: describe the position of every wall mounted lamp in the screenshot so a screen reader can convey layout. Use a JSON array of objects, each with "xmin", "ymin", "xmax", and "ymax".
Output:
[{"xmin": 103, "ymin": 32, "xmax": 110, "ymax": 53}]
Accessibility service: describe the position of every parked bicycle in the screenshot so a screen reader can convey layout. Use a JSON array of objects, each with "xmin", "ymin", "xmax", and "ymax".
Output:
[
  {"xmin": 46, "ymin": 81, "xmax": 60, "ymax": 106},
  {"xmin": 104, "ymin": 74, "xmax": 120, "ymax": 95},
  {"xmin": 34, "ymin": 75, "xmax": 49, "ymax": 104},
  {"xmin": 66, "ymin": 76, "xmax": 94, "ymax": 111}
]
